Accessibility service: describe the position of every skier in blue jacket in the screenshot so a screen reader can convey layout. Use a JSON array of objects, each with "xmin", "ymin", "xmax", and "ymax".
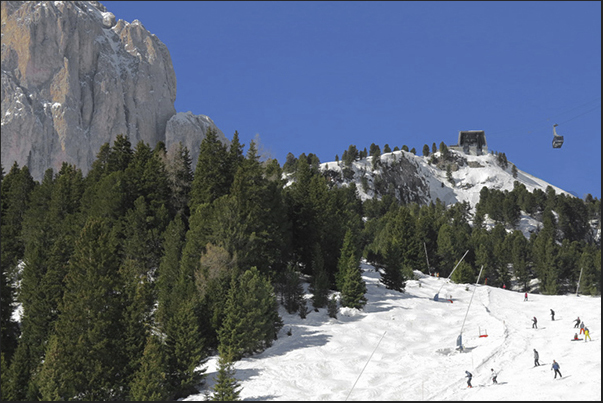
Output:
[
  {"xmin": 465, "ymin": 371, "xmax": 473, "ymax": 388},
  {"xmin": 551, "ymin": 360, "xmax": 562, "ymax": 379}
]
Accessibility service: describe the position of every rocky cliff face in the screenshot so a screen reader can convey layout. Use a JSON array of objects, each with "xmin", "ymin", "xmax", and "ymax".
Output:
[{"xmin": 1, "ymin": 1, "xmax": 224, "ymax": 180}]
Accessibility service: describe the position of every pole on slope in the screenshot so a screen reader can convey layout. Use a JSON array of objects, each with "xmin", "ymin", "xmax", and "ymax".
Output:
[
  {"xmin": 457, "ymin": 265, "xmax": 483, "ymax": 351},
  {"xmin": 424, "ymin": 242, "xmax": 431, "ymax": 274},
  {"xmin": 576, "ymin": 266, "xmax": 584, "ymax": 297},
  {"xmin": 345, "ymin": 331, "xmax": 387, "ymax": 401},
  {"xmin": 435, "ymin": 250, "xmax": 469, "ymax": 301}
]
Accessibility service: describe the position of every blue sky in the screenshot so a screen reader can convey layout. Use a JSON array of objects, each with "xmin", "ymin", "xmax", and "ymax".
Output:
[{"xmin": 102, "ymin": 1, "xmax": 601, "ymax": 198}]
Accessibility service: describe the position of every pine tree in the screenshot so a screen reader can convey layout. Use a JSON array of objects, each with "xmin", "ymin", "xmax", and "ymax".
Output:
[
  {"xmin": 338, "ymin": 230, "xmax": 367, "ymax": 309},
  {"xmin": 4, "ymin": 339, "xmax": 35, "ymax": 401},
  {"xmin": 285, "ymin": 156, "xmax": 318, "ymax": 274},
  {"xmin": 210, "ymin": 356, "xmax": 242, "ymax": 401},
  {"xmin": 375, "ymin": 207, "xmax": 418, "ymax": 291},
  {"xmin": 194, "ymin": 242, "xmax": 238, "ymax": 349},
  {"xmin": 578, "ymin": 246, "xmax": 601, "ymax": 295},
  {"xmin": 107, "ymin": 134, "xmax": 133, "ymax": 173},
  {"xmin": 164, "ymin": 298, "xmax": 207, "ymax": 399},
  {"xmin": 163, "ymin": 142, "xmax": 193, "ymax": 218},
  {"xmin": 12, "ymin": 169, "xmax": 56, "ymax": 399},
  {"xmin": 450, "ymin": 261, "xmax": 475, "ymax": 284},
  {"xmin": 421, "ymin": 144, "xmax": 432, "ymax": 157},
  {"xmin": 310, "ymin": 243, "xmax": 330, "ymax": 309},
  {"xmin": 278, "ymin": 264, "xmax": 305, "ymax": 314},
  {"xmin": 189, "ymin": 127, "xmax": 230, "ymax": 209},
  {"xmin": 505, "ymin": 230, "xmax": 531, "ymax": 291},
  {"xmin": 156, "ymin": 214, "xmax": 188, "ymax": 327},
  {"xmin": 119, "ymin": 258, "xmax": 155, "ymax": 394},
  {"xmin": 37, "ymin": 217, "xmax": 125, "ymax": 400},
  {"xmin": 369, "ymin": 143, "xmax": 381, "ymax": 157},
  {"xmin": 1, "ymin": 352, "xmax": 9, "ymax": 401},
  {"xmin": 227, "ymin": 130, "xmax": 245, "ymax": 187},
  {"xmin": 228, "ymin": 141, "xmax": 288, "ymax": 275},
  {"xmin": 128, "ymin": 335, "xmax": 169, "ymax": 401},
  {"xmin": 502, "ymin": 192, "xmax": 521, "ymax": 227},
  {"xmin": 218, "ymin": 267, "xmax": 282, "ymax": 361},
  {"xmin": 283, "ymin": 152, "xmax": 298, "ymax": 173},
  {"xmin": 439, "ymin": 142, "xmax": 449, "ymax": 159}
]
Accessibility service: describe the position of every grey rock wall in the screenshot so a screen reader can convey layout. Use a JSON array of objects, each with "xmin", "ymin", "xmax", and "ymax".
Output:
[{"xmin": 1, "ymin": 1, "xmax": 224, "ymax": 180}]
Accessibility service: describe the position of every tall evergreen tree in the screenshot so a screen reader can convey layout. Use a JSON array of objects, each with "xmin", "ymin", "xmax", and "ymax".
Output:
[
  {"xmin": 1, "ymin": 165, "xmax": 36, "ymax": 336},
  {"xmin": 164, "ymin": 298, "xmax": 207, "ymax": 400},
  {"xmin": 218, "ymin": 267, "xmax": 282, "ymax": 361},
  {"xmin": 189, "ymin": 127, "xmax": 230, "ymax": 208},
  {"xmin": 37, "ymin": 217, "xmax": 125, "ymax": 400},
  {"xmin": 338, "ymin": 230, "xmax": 367, "ymax": 309},
  {"xmin": 107, "ymin": 134, "xmax": 133, "ymax": 173},
  {"xmin": 577, "ymin": 246, "xmax": 601, "ymax": 295},
  {"xmin": 163, "ymin": 142, "xmax": 193, "ymax": 218},
  {"xmin": 194, "ymin": 243, "xmax": 238, "ymax": 349},
  {"xmin": 505, "ymin": 230, "xmax": 531, "ymax": 291},
  {"xmin": 156, "ymin": 214, "xmax": 188, "ymax": 327},
  {"xmin": 422, "ymin": 144, "xmax": 430, "ymax": 157},
  {"xmin": 128, "ymin": 335, "xmax": 169, "ymax": 401},
  {"xmin": 228, "ymin": 141, "xmax": 289, "ymax": 275},
  {"xmin": 310, "ymin": 243, "xmax": 330, "ymax": 309},
  {"xmin": 278, "ymin": 264, "xmax": 305, "ymax": 315},
  {"xmin": 210, "ymin": 356, "xmax": 242, "ymax": 401},
  {"xmin": 374, "ymin": 207, "xmax": 419, "ymax": 291},
  {"xmin": 119, "ymin": 257, "xmax": 155, "ymax": 394},
  {"xmin": 436, "ymin": 223, "xmax": 458, "ymax": 277},
  {"xmin": 451, "ymin": 261, "xmax": 476, "ymax": 284}
]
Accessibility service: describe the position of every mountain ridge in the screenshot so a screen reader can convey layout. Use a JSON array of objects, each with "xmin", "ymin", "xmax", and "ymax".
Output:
[{"xmin": 1, "ymin": 0, "xmax": 226, "ymax": 181}]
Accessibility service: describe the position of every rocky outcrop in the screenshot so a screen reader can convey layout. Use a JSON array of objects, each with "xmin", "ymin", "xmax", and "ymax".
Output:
[
  {"xmin": 165, "ymin": 112, "xmax": 228, "ymax": 171},
  {"xmin": 1, "ymin": 1, "xmax": 224, "ymax": 180}
]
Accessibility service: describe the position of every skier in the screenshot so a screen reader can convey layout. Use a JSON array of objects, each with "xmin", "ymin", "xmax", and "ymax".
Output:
[
  {"xmin": 490, "ymin": 368, "xmax": 498, "ymax": 384},
  {"xmin": 579, "ymin": 321, "xmax": 585, "ymax": 334},
  {"xmin": 574, "ymin": 317, "xmax": 581, "ymax": 328},
  {"xmin": 533, "ymin": 349, "xmax": 540, "ymax": 366},
  {"xmin": 573, "ymin": 333, "xmax": 580, "ymax": 341},
  {"xmin": 524, "ymin": 292, "xmax": 528, "ymax": 301},
  {"xmin": 550, "ymin": 309, "xmax": 555, "ymax": 321},
  {"xmin": 532, "ymin": 316, "xmax": 538, "ymax": 329},
  {"xmin": 465, "ymin": 371, "xmax": 473, "ymax": 388},
  {"xmin": 584, "ymin": 327, "xmax": 591, "ymax": 342},
  {"xmin": 551, "ymin": 360, "xmax": 562, "ymax": 378}
]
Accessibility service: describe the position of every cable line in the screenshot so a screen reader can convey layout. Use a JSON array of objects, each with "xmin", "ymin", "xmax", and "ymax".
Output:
[
  {"xmin": 490, "ymin": 96, "xmax": 601, "ymax": 136},
  {"xmin": 557, "ymin": 104, "xmax": 601, "ymax": 125},
  {"xmin": 345, "ymin": 331, "xmax": 387, "ymax": 401}
]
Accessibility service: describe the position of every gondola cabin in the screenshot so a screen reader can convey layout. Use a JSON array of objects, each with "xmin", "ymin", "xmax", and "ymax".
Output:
[{"xmin": 552, "ymin": 124, "xmax": 564, "ymax": 148}]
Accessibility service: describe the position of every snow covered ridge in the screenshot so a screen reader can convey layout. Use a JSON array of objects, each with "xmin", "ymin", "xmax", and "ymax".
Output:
[{"xmin": 319, "ymin": 149, "xmax": 572, "ymax": 208}]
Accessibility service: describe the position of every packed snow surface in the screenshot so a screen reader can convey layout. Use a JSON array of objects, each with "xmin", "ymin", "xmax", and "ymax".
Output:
[{"xmin": 185, "ymin": 261, "xmax": 601, "ymax": 401}]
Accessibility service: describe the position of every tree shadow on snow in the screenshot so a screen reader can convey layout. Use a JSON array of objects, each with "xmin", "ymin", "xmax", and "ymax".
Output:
[{"xmin": 252, "ymin": 329, "xmax": 332, "ymax": 360}]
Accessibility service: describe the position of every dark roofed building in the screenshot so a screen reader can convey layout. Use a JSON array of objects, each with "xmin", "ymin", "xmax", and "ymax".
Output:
[{"xmin": 450, "ymin": 130, "xmax": 488, "ymax": 156}]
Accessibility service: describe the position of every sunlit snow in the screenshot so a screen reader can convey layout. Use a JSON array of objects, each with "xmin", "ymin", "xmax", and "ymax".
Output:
[{"xmin": 187, "ymin": 262, "xmax": 600, "ymax": 401}]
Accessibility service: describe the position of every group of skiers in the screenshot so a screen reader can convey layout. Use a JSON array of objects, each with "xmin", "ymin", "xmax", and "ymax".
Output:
[
  {"xmin": 465, "ymin": 369, "xmax": 497, "ymax": 388},
  {"xmin": 464, "ymin": 306, "xmax": 595, "ymax": 387},
  {"xmin": 573, "ymin": 317, "xmax": 592, "ymax": 341},
  {"xmin": 527, "ymin": 313, "xmax": 594, "ymax": 382},
  {"xmin": 533, "ymin": 349, "xmax": 561, "ymax": 378}
]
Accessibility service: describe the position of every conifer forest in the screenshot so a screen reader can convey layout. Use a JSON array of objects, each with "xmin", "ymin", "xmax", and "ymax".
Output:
[{"xmin": 1, "ymin": 130, "xmax": 600, "ymax": 400}]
